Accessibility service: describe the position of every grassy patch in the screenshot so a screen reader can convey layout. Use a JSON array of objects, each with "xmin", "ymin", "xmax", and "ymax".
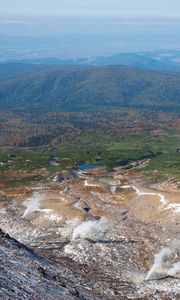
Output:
[
  {"xmin": 57, "ymin": 130, "xmax": 180, "ymax": 177},
  {"xmin": 0, "ymin": 127, "xmax": 179, "ymax": 187},
  {"xmin": 144, "ymin": 153, "xmax": 180, "ymax": 177},
  {"xmin": 7, "ymin": 175, "xmax": 46, "ymax": 188},
  {"xmin": 0, "ymin": 194, "xmax": 8, "ymax": 201}
]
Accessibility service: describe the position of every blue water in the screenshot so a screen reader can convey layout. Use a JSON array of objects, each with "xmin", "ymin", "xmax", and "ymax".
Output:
[{"xmin": 79, "ymin": 163, "xmax": 100, "ymax": 170}]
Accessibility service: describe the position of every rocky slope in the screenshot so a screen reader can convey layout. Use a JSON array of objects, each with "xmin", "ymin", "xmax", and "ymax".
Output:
[
  {"xmin": 0, "ymin": 229, "xmax": 80, "ymax": 300},
  {"xmin": 0, "ymin": 168, "xmax": 180, "ymax": 299}
]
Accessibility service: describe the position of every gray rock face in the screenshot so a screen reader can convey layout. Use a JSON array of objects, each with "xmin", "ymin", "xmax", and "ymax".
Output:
[
  {"xmin": 0, "ymin": 229, "xmax": 81, "ymax": 300},
  {"xmin": 0, "ymin": 229, "xmax": 139, "ymax": 300}
]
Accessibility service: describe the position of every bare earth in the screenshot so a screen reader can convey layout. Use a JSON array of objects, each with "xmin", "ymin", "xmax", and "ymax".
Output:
[{"xmin": 0, "ymin": 167, "xmax": 180, "ymax": 299}]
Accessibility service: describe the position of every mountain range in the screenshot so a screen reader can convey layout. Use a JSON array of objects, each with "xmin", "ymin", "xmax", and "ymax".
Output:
[
  {"xmin": 1, "ymin": 50, "xmax": 180, "ymax": 73},
  {"xmin": 0, "ymin": 65, "xmax": 179, "ymax": 113}
]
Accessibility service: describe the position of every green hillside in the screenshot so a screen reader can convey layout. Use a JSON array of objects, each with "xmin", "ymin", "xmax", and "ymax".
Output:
[{"xmin": 0, "ymin": 66, "xmax": 180, "ymax": 113}]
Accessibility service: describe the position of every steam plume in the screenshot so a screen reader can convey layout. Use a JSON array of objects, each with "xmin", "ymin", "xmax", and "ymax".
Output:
[
  {"xmin": 145, "ymin": 247, "xmax": 172, "ymax": 281},
  {"xmin": 23, "ymin": 192, "xmax": 44, "ymax": 217},
  {"xmin": 72, "ymin": 216, "xmax": 108, "ymax": 240}
]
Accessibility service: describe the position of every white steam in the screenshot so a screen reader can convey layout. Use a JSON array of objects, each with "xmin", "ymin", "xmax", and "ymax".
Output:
[
  {"xmin": 167, "ymin": 262, "xmax": 180, "ymax": 277},
  {"xmin": 110, "ymin": 185, "xmax": 117, "ymax": 194},
  {"xmin": 145, "ymin": 247, "xmax": 172, "ymax": 281},
  {"xmin": 72, "ymin": 216, "xmax": 109, "ymax": 240},
  {"xmin": 43, "ymin": 212, "xmax": 62, "ymax": 222},
  {"xmin": 23, "ymin": 192, "xmax": 62, "ymax": 223},
  {"xmin": 23, "ymin": 192, "xmax": 44, "ymax": 217}
]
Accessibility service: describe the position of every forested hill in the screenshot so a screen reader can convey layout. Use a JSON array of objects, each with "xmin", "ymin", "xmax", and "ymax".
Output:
[
  {"xmin": 0, "ymin": 65, "xmax": 180, "ymax": 113},
  {"xmin": 0, "ymin": 63, "xmax": 56, "ymax": 80}
]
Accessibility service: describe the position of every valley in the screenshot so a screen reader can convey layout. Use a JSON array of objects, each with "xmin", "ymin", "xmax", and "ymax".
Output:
[
  {"xmin": 0, "ymin": 64, "xmax": 179, "ymax": 299},
  {"xmin": 1, "ymin": 0, "xmax": 180, "ymax": 298},
  {"xmin": 0, "ymin": 159, "xmax": 180, "ymax": 299}
]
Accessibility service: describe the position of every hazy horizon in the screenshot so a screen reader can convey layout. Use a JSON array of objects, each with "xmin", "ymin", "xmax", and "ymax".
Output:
[
  {"xmin": 0, "ymin": 1, "xmax": 180, "ymax": 58},
  {"xmin": 0, "ymin": 1, "xmax": 180, "ymax": 36}
]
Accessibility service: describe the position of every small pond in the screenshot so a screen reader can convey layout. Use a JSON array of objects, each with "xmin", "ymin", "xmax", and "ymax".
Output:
[{"xmin": 79, "ymin": 163, "xmax": 102, "ymax": 170}]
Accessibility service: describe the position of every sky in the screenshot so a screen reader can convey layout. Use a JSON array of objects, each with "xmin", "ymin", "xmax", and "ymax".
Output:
[
  {"xmin": 1, "ymin": 0, "xmax": 180, "ymax": 18},
  {"xmin": 0, "ymin": 0, "xmax": 180, "ymax": 56}
]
